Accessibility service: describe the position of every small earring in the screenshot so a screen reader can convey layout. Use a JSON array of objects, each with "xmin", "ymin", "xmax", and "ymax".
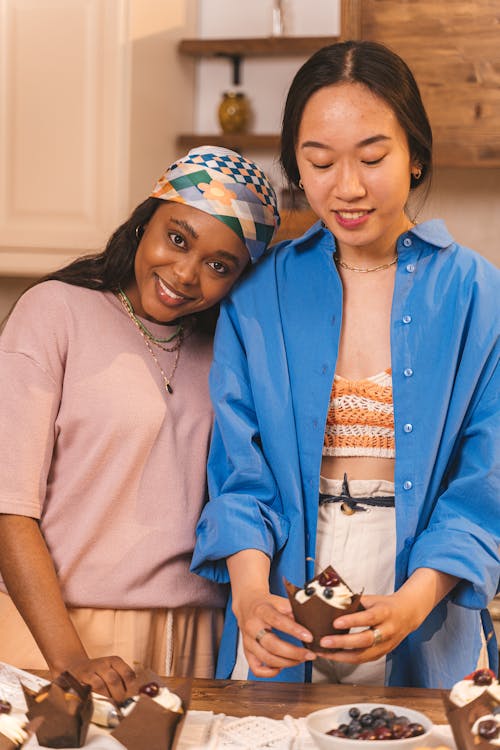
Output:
[
  {"xmin": 412, "ymin": 167, "xmax": 422, "ymax": 181},
  {"xmin": 135, "ymin": 225, "xmax": 143, "ymax": 241},
  {"xmin": 298, "ymin": 179, "xmax": 304, "ymax": 190}
]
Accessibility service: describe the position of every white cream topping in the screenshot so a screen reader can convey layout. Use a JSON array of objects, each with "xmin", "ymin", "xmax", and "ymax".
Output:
[
  {"xmin": 450, "ymin": 679, "xmax": 500, "ymax": 707},
  {"xmin": 152, "ymin": 687, "xmax": 182, "ymax": 713},
  {"xmin": 471, "ymin": 714, "xmax": 500, "ymax": 746},
  {"xmin": 121, "ymin": 686, "xmax": 182, "ymax": 717},
  {"xmin": 295, "ymin": 579, "xmax": 353, "ymax": 608},
  {"xmin": 0, "ymin": 713, "xmax": 28, "ymax": 745}
]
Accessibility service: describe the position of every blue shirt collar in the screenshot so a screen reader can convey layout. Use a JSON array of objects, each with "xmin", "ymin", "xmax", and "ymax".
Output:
[{"xmin": 289, "ymin": 218, "xmax": 454, "ymax": 251}]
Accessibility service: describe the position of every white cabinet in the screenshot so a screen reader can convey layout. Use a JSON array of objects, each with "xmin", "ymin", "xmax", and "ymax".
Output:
[{"xmin": 0, "ymin": 0, "xmax": 130, "ymax": 275}]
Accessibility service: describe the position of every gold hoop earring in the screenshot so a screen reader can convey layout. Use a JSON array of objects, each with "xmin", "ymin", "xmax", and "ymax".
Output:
[
  {"xmin": 412, "ymin": 167, "xmax": 422, "ymax": 181},
  {"xmin": 298, "ymin": 179, "xmax": 304, "ymax": 190}
]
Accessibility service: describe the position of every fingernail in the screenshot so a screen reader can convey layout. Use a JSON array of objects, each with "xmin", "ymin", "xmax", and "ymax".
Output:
[
  {"xmin": 335, "ymin": 619, "xmax": 346, "ymax": 628},
  {"xmin": 300, "ymin": 631, "xmax": 313, "ymax": 642},
  {"xmin": 305, "ymin": 652, "xmax": 316, "ymax": 661}
]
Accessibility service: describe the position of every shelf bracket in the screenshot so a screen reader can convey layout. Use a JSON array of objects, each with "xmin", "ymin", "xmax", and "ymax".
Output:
[{"xmin": 215, "ymin": 53, "xmax": 243, "ymax": 86}]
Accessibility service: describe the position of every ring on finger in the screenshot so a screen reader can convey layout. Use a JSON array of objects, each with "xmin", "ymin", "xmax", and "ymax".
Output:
[
  {"xmin": 371, "ymin": 627, "xmax": 383, "ymax": 646},
  {"xmin": 255, "ymin": 627, "xmax": 272, "ymax": 645}
]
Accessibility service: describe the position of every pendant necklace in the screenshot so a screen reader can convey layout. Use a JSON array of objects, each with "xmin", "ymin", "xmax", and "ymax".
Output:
[{"xmin": 117, "ymin": 290, "xmax": 184, "ymax": 395}]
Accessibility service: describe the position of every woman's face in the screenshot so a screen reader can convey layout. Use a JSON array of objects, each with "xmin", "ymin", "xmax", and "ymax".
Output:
[
  {"xmin": 296, "ymin": 82, "xmax": 416, "ymax": 255},
  {"xmin": 125, "ymin": 201, "xmax": 249, "ymax": 323}
]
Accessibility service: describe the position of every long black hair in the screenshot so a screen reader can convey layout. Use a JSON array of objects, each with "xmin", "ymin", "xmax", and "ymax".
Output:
[
  {"xmin": 281, "ymin": 40, "xmax": 432, "ymax": 195},
  {"xmin": 3, "ymin": 197, "xmax": 218, "ymax": 332}
]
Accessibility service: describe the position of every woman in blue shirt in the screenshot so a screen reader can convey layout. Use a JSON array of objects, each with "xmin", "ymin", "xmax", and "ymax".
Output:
[{"xmin": 192, "ymin": 41, "xmax": 500, "ymax": 687}]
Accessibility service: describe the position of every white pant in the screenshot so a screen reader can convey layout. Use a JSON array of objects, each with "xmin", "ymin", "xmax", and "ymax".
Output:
[
  {"xmin": 232, "ymin": 476, "xmax": 396, "ymax": 683},
  {"xmin": 312, "ymin": 476, "xmax": 396, "ymax": 684}
]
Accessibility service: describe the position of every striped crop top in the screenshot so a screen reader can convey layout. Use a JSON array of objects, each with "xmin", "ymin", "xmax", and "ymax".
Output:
[{"xmin": 323, "ymin": 368, "xmax": 395, "ymax": 458}]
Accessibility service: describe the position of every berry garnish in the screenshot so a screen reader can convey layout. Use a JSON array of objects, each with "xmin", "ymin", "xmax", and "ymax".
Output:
[
  {"xmin": 328, "ymin": 706, "xmax": 426, "ymax": 741},
  {"xmin": 139, "ymin": 681, "xmax": 160, "ymax": 698},
  {"xmin": 477, "ymin": 720, "xmax": 499, "ymax": 741},
  {"xmin": 318, "ymin": 569, "xmax": 341, "ymax": 587},
  {"xmin": 324, "ymin": 587, "xmax": 334, "ymax": 599},
  {"xmin": 472, "ymin": 669, "xmax": 495, "ymax": 686},
  {"xmin": 305, "ymin": 586, "xmax": 315, "ymax": 596},
  {"xmin": 0, "ymin": 699, "xmax": 11, "ymax": 715}
]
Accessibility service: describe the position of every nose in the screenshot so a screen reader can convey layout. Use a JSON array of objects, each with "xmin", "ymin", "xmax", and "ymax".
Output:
[
  {"xmin": 334, "ymin": 160, "xmax": 366, "ymax": 202},
  {"xmin": 173, "ymin": 255, "xmax": 199, "ymax": 287}
]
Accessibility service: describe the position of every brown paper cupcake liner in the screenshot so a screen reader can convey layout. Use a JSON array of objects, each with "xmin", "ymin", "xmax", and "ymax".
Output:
[
  {"xmin": 443, "ymin": 690, "xmax": 500, "ymax": 750},
  {"xmin": 284, "ymin": 569, "xmax": 364, "ymax": 652},
  {"xmin": 22, "ymin": 671, "xmax": 92, "ymax": 748}
]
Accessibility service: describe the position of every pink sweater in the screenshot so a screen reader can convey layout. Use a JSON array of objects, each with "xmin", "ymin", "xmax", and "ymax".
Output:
[{"xmin": 0, "ymin": 281, "xmax": 226, "ymax": 609}]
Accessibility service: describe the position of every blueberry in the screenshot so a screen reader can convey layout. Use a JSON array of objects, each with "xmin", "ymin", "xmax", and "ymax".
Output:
[
  {"xmin": 360, "ymin": 714, "xmax": 375, "ymax": 727},
  {"xmin": 370, "ymin": 707, "xmax": 386, "ymax": 719},
  {"xmin": 349, "ymin": 707, "xmax": 361, "ymax": 719},
  {"xmin": 305, "ymin": 586, "xmax": 315, "ymax": 596},
  {"xmin": 347, "ymin": 721, "xmax": 362, "ymax": 736}
]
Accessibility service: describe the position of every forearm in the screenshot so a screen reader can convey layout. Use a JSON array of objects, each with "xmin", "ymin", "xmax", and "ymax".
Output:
[
  {"xmin": 0, "ymin": 514, "xmax": 87, "ymax": 673},
  {"xmin": 227, "ymin": 548, "xmax": 271, "ymax": 617},
  {"xmin": 394, "ymin": 567, "xmax": 460, "ymax": 630}
]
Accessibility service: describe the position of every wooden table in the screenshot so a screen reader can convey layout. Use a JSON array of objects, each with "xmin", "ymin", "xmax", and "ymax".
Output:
[{"xmin": 165, "ymin": 678, "xmax": 448, "ymax": 725}]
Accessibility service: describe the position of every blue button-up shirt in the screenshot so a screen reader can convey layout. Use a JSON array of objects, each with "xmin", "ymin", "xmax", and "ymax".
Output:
[{"xmin": 192, "ymin": 220, "xmax": 500, "ymax": 687}]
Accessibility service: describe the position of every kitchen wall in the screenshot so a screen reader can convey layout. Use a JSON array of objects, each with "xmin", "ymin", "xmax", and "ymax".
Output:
[{"xmin": 1, "ymin": 0, "xmax": 499, "ymax": 321}]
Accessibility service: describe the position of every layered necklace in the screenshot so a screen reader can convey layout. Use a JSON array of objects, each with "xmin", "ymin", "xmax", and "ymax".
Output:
[
  {"xmin": 117, "ymin": 288, "xmax": 184, "ymax": 395},
  {"xmin": 335, "ymin": 254, "xmax": 398, "ymax": 273}
]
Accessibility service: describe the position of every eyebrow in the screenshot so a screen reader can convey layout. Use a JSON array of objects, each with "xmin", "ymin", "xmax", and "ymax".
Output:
[
  {"xmin": 300, "ymin": 134, "xmax": 392, "ymax": 150},
  {"xmin": 171, "ymin": 218, "xmax": 199, "ymax": 240},
  {"xmin": 171, "ymin": 218, "xmax": 243, "ymax": 268}
]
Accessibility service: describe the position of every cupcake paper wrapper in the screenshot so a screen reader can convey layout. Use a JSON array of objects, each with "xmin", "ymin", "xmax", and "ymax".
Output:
[
  {"xmin": 444, "ymin": 691, "xmax": 500, "ymax": 750},
  {"xmin": 284, "ymin": 573, "xmax": 364, "ymax": 652},
  {"xmin": 22, "ymin": 671, "xmax": 92, "ymax": 748},
  {"xmin": 111, "ymin": 669, "xmax": 191, "ymax": 750}
]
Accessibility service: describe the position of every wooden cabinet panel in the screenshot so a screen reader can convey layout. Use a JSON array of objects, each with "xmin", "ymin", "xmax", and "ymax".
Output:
[{"xmin": 361, "ymin": 0, "xmax": 500, "ymax": 166}]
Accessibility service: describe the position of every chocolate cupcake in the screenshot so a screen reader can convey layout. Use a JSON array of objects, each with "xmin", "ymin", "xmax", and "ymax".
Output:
[
  {"xmin": 444, "ymin": 688, "xmax": 500, "ymax": 750},
  {"xmin": 111, "ymin": 669, "xmax": 191, "ymax": 750},
  {"xmin": 22, "ymin": 671, "xmax": 92, "ymax": 748},
  {"xmin": 284, "ymin": 565, "xmax": 364, "ymax": 652}
]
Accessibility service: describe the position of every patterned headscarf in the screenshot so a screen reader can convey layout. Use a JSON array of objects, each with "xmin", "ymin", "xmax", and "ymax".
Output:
[{"xmin": 150, "ymin": 146, "xmax": 280, "ymax": 263}]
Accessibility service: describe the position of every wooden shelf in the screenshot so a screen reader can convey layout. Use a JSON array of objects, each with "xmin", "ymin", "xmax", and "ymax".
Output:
[
  {"xmin": 177, "ymin": 134, "xmax": 280, "ymax": 151},
  {"xmin": 179, "ymin": 36, "xmax": 340, "ymax": 58}
]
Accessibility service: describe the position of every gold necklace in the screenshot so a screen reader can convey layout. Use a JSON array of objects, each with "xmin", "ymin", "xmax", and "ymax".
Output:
[
  {"xmin": 335, "ymin": 254, "xmax": 398, "ymax": 273},
  {"xmin": 118, "ymin": 289, "xmax": 182, "ymax": 344},
  {"xmin": 117, "ymin": 292, "xmax": 183, "ymax": 395}
]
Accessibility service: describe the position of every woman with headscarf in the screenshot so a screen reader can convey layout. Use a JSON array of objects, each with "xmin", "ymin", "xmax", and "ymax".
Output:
[{"xmin": 0, "ymin": 146, "xmax": 280, "ymax": 700}]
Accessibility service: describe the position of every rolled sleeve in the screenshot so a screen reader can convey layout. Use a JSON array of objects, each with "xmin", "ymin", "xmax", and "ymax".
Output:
[{"xmin": 191, "ymin": 300, "xmax": 290, "ymax": 583}]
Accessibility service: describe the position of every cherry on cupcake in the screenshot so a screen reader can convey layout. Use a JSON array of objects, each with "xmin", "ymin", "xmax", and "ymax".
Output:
[{"xmin": 139, "ymin": 681, "xmax": 160, "ymax": 698}]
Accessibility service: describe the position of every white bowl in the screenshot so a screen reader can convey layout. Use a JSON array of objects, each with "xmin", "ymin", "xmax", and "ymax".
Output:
[{"xmin": 306, "ymin": 703, "xmax": 434, "ymax": 750}]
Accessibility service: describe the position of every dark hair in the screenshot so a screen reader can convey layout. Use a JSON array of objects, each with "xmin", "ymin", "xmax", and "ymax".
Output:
[
  {"xmin": 280, "ymin": 40, "xmax": 432, "ymax": 193},
  {"xmin": 3, "ymin": 197, "xmax": 218, "ymax": 333}
]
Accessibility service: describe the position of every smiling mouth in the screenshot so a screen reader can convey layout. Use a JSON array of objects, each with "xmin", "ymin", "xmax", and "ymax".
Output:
[
  {"xmin": 335, "ymin": 209, "xmax": 373, "ymax": 219},
  {"xmin": 156, "ymin": 274, "xmax": 191, "ymax": 301}
]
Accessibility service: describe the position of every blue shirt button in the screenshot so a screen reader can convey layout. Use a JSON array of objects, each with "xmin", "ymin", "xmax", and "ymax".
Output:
[
  {"xmin": 403, "ymin": 480, "xmax": 413, "ymax": 490},
  {"xmin": 404, "ymin": 367, "xmax": 413, "ymax": 377},
  {"xmin": 406, "ymin": 263, "xmax": 415, "ymax": 273},
  {"xmin": 403, "ymin": 314, "xmax": 412, "ymax": 324},
  {"xmin": 403, "ymin": 238, "xmax": 412, "ymax": 247},
  {"xmin": 404, "ymin": 423, "xmax": 413, "ymax": 433}
]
